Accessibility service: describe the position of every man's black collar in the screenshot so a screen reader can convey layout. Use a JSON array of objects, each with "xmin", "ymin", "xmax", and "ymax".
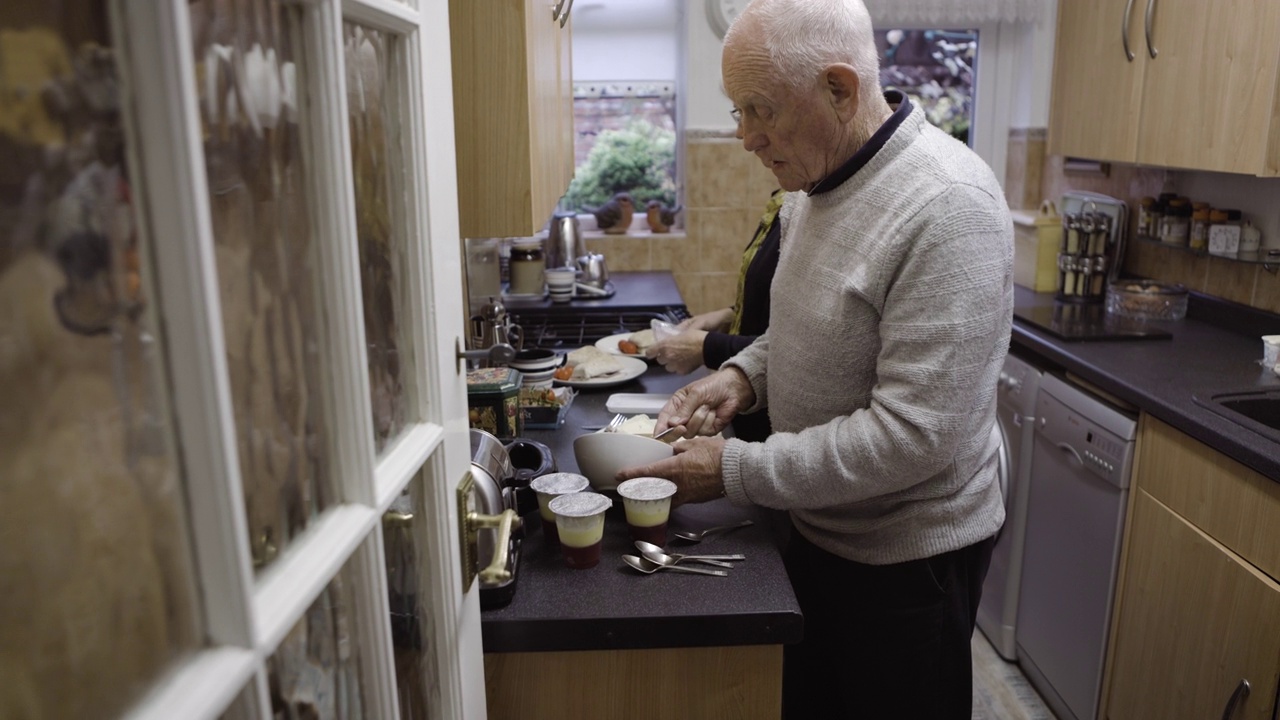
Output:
[{"xmin": 808, "ymin": 90, "xmax": 913, "ymax": 196}]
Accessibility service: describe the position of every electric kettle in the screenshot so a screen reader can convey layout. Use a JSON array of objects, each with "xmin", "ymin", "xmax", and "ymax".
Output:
[{"xmin": 546, "ymin": 211, "xmax": 585, "ymax": 270}]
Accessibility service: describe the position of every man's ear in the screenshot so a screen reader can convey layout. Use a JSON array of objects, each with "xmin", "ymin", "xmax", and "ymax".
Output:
[{"xmin": 824, "ymin": 64, "xmax": 859, "ymax": 121}]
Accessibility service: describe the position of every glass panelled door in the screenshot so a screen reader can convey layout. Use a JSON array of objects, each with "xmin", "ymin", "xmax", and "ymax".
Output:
[{"xmin": 2, "ymin": 0, "xmax": 481, "ymax": 718}]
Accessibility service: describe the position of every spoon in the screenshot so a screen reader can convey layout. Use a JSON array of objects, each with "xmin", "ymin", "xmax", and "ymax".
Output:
[
  {"xmin": 671, "ymin": 519, "xmax": 754, "ymax": 543},
  {"xmin": 634, "ymin": 541, "xmax": 741, "ymax": 568},
  {"xmin": 621, "ymin": 555, "xmax": 728, "ymax": 577}
]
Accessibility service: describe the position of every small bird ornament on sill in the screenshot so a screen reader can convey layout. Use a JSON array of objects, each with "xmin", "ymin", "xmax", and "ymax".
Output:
[
  {"xmin": 583, "ymin": 192, "xmax": 635, "ymax": 235},
  {"xmin": 645, "ymin": 200, "xmax": 682, "ymax": 234}
]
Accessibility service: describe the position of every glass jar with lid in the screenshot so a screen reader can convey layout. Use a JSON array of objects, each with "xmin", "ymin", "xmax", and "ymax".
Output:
[{"xmin": 508, "ymin": 240, "xmax": 546, "ymax": 295}]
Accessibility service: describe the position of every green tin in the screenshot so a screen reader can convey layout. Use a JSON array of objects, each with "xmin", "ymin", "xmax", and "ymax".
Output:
[{"xmin": 466, "ymin": 367, "xmax": 524, "ymax": 439}]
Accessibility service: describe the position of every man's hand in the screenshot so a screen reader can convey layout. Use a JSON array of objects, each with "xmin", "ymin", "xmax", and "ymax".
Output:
[
  {"xmin": 656, "ymin": 366, "xmax": 755, "ymax": 437},
  {"xmin": 646, "ymin": 328, "xmax": 708, "ymax": 375},
  {"xmin": 616, "ymin": 437, "xmax": 727, "ymax": 506}
]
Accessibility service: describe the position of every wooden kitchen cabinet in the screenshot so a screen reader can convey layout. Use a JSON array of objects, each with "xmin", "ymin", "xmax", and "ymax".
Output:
[
  {"xmin": 449, "ymin": 0, "xmax": 575, "ymax": 238},
  {"xmin": 1102, "ymin": 416, "xmax": 1280, "ymax": 720},
  {"xmin": 1049, "ymin": 0, "xmax": 1280, "ymax": 175},
  {"xmin": 1046, "ymin": 0, "xmax": 1146, "ymax": 166}
]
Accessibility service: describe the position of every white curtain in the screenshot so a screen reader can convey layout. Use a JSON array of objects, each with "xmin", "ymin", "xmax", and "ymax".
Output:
[{"xmin": 864, "ymin": 0, "xmax": 1047, "ymax": 25}]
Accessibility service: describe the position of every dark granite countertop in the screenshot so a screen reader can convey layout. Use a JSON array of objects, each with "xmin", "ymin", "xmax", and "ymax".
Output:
[
  {"xmin": 1011, "ymin": 286, "xmax": 1280, "ymax": 482},
  {"xmin": 481, "ymin": 364, "xmax": 803, "ymax": 654}
]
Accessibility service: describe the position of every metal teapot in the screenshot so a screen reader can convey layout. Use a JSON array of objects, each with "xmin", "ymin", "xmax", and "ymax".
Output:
[
  {"xmin": 576, "ymin": 252, "xmax": 610, "ymax": 289},
  {"xmin": 469, "ymin": 297, "xmax": 523, "ymax": 364}
]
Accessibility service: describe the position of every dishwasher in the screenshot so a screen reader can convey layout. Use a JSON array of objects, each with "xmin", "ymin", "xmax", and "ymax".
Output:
[{"xmin": 1015, "ymin": 373, "xmax": 1136, "ymax": 720}]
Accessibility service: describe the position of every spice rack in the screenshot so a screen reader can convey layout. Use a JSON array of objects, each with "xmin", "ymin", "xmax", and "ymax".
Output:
[{"xmin": 1133, "ymin": 235, "xmax": 1280, "ymax": 272}]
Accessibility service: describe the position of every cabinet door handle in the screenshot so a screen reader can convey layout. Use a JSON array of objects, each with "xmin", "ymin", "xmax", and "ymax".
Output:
[
  {"xmin": 1144, "ymin": 0, "xmax": 1159, "ymax": 59},
  {"xmin": 551, "ymin": 0, "xmax": 567, "ymax": 22},
  {"xmin": 558, "ymin": 0, "xmax": 576, "ymax": 28},
  {"xmin": 1121, "ymin": 0, "xmax": 1136, "ymax": 61},
  {"xmin": 1221, "ymin": 678, "xmax": 1250, "ymax": 720}
]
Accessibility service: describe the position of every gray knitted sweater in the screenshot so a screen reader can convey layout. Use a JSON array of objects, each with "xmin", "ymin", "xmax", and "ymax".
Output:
[{"xmin": 721, "ymin": 105, "xmax": 1013, "ymax": 565}]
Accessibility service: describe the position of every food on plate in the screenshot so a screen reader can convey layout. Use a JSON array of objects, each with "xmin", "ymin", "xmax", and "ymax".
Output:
[
  {"xmin": 572, "ymin": 354, "xmax": 624, "ymax": 380},
  {"xmin": 617, "ymin": 339, "xmax": 640, "ymax": 355},
  {"xmin": 556, "ymin": 344, "xmax": 627, "ymax": 381},
  {"xmin": 626, "ymin": 329, "xmax": 656, "ymax": 353},
  {"xmin": 567, "ymin": 345, "xmax": 608, "ymax": 366}
]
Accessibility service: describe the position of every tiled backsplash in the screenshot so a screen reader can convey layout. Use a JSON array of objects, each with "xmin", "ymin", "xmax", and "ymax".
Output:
[{"xmin": 587, "ymin": 135, "xmax": 778, "ymax": 315}]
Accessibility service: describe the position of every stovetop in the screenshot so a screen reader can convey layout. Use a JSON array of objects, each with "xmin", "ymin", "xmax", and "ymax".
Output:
[
  {"xmin": 1013, "ymin": 302, "xmax": 1173, "ymax": 341},
  {"xmin": 511, "ymin": 308, "xmax": 690, "ymax": 350},
  {"xmin": 500, "ymin": 272, "xmax": 691, "ymax": 349}
]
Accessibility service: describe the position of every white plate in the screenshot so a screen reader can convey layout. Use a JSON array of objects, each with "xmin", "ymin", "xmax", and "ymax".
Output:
[
  {"xmin": 554, "ymin": 355, "xmax": 648, "ymax": 389},
  {"xmin": 595, "ymin": 332, "xmax": 650, "ymax": 359},
  {"xmin": 606, "ymin": 393, "xmax": 672, "ymax": 415}
]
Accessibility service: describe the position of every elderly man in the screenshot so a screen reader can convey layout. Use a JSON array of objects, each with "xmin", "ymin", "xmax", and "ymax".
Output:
[{"xmin": 617, "ymin": 0, "xmax": 1013, "ymax": 716}]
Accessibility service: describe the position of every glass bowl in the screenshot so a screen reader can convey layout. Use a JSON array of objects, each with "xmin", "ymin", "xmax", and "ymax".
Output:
[{"xmin": 1106, "ymin": 280, "xmax": 1188, "ymax": 321}]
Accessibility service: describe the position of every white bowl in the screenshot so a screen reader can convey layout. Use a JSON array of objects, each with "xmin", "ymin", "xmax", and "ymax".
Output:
[{"xmin": 572, "ymin": 431, "xmax": 673, "ymax": 492}]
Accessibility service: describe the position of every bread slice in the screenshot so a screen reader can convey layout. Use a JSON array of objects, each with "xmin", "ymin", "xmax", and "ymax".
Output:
[
  {"xmin": 567, "ymin": 345, "xmax": 607, "ymax": 366},
  {"xmin": 627, "ymin": 329, "xmax": 656, "ymax": 352},
  {"xmin": 572, "ymin": 355, "xmax": 624, "ymax": 379}
]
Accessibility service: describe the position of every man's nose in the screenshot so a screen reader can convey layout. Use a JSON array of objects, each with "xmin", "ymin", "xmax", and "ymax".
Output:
[{"xmin": 739, "ymin": 125, "xmax": 766, "ymax": 152}]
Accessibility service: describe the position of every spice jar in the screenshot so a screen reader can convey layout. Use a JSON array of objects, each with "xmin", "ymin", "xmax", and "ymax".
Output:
[
  {"xmin": 1208, "ymin": 209, "xmax": 1242, "ymax": 257},
  {"xmin": 1137, "ymin": 197, "xmax": 1157, "ymax": 238},
  {"xmin": 1160, "ymin": 202, "xmax": 1191, "ymax": 247},
  {"xmin": 1190, "ymin": 207, "xmax": 1211, "ymax": 252},
  {"xmin": 508, "ymin": 241, "xmax": 546, "ymax": 295}
]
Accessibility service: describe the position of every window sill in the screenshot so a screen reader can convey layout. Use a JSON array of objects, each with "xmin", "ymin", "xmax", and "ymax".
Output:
[{"xmin": 582, "ymin": 228, "xmax": 687, "ymax": 241}]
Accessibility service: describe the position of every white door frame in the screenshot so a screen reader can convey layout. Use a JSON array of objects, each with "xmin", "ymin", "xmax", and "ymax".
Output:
[{"xmin": 110, "ymin": 0, "xmax": 483, "ymax": 717}]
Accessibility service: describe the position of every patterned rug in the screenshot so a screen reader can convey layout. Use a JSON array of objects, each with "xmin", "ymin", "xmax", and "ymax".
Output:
[{"xmin": 972, "ymin": 632, "xmax": 1057, "ymax": 720}]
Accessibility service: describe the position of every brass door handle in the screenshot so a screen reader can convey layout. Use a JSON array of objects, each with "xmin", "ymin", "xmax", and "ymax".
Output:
[{"xmin": 470, "ymin": 509, "xmax": 521, "ymax": 585}]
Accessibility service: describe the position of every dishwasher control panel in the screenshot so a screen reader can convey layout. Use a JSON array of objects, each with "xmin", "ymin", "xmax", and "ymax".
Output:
[{"xmin": 1034, "ymin": 374, "xmax": 1137, "ymax": 490}]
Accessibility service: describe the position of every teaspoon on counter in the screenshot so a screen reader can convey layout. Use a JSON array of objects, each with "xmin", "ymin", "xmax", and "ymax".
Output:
[
  {"xmin": 621, "ymin": 555, "xmax": 728, "ymax": 577},
  {"xmin": 633, "ymin": 541, "xmax": 740, "ymax": 568}
]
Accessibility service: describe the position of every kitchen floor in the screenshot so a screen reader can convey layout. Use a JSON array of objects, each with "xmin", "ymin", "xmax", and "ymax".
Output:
[{"xmin": 972, "ymin": 631, "xmax": 1056, "ymax": 720}]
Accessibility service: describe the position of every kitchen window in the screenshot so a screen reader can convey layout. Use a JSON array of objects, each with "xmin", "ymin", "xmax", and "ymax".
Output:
[
  {"xmin": 877, "ymin": 28, "xmax": 979, "ymax": 145},
  {"xmin": 563, "ymin": 81, "xmax": 678, "ymax": 224},
  {"xmin": 565, "ymin": 0, "xmax": 680, "ymax": 230}
]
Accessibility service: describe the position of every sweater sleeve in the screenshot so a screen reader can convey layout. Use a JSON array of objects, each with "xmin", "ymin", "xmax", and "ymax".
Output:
[
  {"xmin": 702, "ymin": 332, "xmax": 759, "ymax": 369},
  {"xmin": 722, "ymin": 331, "xmax": 769, "ymax": 415}
]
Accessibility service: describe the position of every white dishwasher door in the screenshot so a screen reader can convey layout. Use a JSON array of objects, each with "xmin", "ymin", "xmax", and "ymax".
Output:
[{"xmin": 1015, "ymin": 373, "xmax": 1136, "ymax": 720}]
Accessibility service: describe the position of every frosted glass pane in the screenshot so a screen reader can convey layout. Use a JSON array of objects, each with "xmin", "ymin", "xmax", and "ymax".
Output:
[
  {"xmin": 190, "ymin": 0, "xmax": 336, "ymax": 570},
  {"xmin": 384, "ymin": 475, "xmax": 440, "ymax": 719},
  {"xmin": 267, "ymin": 561, "xmax": 366, "ymax": 719},
  {"xmin": 0, "ymin": 3, "xmax": 202, "ymax": 717},
  {"xmin": 343, "ymin": 23, "xmax": 413, "ymax": 455}
]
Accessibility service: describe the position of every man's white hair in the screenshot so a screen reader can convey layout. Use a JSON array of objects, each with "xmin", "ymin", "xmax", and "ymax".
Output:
[{"xmin": 728, "ymin": 0, "xmax": 883, "ymax": 104}]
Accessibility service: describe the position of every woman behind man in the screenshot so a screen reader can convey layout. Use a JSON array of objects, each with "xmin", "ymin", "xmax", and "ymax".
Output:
[{"xmin": 646, "ymin": 189, "xmax": 783, "ymax": 442}]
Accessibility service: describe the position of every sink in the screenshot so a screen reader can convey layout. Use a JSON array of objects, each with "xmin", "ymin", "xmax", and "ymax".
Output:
[{"xmin": 1194, "ymin": 389, "xmax": 1280, "ymax": 444}]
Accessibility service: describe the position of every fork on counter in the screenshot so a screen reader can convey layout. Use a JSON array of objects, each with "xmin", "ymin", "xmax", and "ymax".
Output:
[{"xmin": 604, "ymin": 413, "xmax": 626, "ymax": 432}]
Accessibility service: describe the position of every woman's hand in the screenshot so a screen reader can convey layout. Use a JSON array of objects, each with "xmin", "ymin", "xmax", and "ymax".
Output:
[
  {"xmin": 677, "ymin": 307, "xmax": 735, "ymax": 333},
  {"xmin": 646, "ymin": 329, "xmax": 708, "ymax": 375}
]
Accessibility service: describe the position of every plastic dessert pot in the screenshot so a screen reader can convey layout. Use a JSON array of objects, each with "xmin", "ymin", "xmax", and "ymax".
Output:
[
  {"xmin": 530, "ymin": 472, "xmax": 591, "ymax": 545},
  {"xmin": 616, "ymin": 477, "xmax": 677, "ymax": 547},
  {"xmin": 548, "ymin": 492, "xmax": 612, "ymax": 569}
]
